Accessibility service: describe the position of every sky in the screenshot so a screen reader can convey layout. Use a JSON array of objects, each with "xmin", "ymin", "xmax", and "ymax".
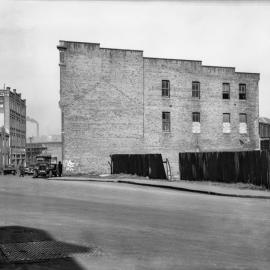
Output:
[{"xmin": 0, "ymin": 0, "xmax": 270, "ymax": 136}]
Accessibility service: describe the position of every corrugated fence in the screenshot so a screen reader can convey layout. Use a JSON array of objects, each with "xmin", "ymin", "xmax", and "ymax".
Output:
[
  {"xmin": 111, "ymin": 154, "xmax": 167, "ymax": 180},
  {"xmin": 179, "ymin": 151, "xmax": 270, "ymax": 189}
]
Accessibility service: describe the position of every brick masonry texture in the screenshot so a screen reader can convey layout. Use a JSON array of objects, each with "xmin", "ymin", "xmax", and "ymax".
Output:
[
  {"xmin": 58, "ymin": 41, "xmax": 260, "ymax": 177},
  {"xmin": 42, "ymin": 142, "xmax": 62, "ymax": 163}
]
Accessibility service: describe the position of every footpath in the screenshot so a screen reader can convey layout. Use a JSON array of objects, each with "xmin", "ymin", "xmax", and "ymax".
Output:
[{"xmin": 50, "ymin": 175, "xmax": 270, "ymax": 199}]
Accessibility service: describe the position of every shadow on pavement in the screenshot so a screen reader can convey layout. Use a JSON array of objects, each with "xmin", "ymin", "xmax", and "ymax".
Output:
[{"xmin": 0, "ymin": 226, "xmax": 90, "ymax": 270}]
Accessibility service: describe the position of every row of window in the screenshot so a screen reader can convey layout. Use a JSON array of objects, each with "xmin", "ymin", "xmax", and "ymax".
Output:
[
  {"xmin": 10, "ymin": 103, "xmax": 26, "ymax": 115},
  {"xmin": 162, "ymin": 112, "xmax": 248, "ymax": 132},
  {"xmin": 10, "ymin": 127, "xmax": 25, "ymax": 133},
  {"xmin": 162, "ymin": 80, "xmax": 247, "ymax": 100},
  {"xmin": 10, "ymin": 133, "xmax": 26, "ymax": 139},
  {"xmin": 10, "ymin": 110, "xmax": 25, "ymax": 119},
  {"xmin": 191, "ymin": 112, "xmax": 247, "ymax": 123}
]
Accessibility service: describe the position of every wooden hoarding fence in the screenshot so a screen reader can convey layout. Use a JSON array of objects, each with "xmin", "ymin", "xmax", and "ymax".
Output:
[
  {"xmin": 111, "ymin": 154, "xmax": 167, "ymax": 180},
  {"xmin": 179, "ymin": 151, "xmax": 270, "ymax": 189}
]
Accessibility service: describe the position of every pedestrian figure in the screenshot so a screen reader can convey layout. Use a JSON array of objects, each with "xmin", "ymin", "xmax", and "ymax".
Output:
[
  {"xmin": 19, "ymin": 165, "xmax": 25, "ymax": 177},
  {"xmin": 58, "ymin": 161, "xmax": 63, "ymax": 177}
]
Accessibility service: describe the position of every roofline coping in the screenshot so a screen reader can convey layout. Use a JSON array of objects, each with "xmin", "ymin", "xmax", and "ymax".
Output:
[
  {"xmin": 100, "ymin": 47, "xmax": 143, "ymax": 53},
  {"xmin": 59, "ymin": 40, "xmax": 100, "ymax": 46},
  {"xmin": 144, "ymin": 57, "xmax": 202, "ymax": 63},
  {"xmin": 235, "ymin": 72, "xmax": 260, "ymax": 76},
  {"xmin": 202, "ymin": 65, "xmax": 235, "ymax": 69}
]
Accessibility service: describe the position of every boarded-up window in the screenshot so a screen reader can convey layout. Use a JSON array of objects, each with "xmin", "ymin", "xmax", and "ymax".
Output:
[
  {"xmin": 192, "ymin": 82, "xmax": 200, "ymax": 98},
  {"xmin": 239, "ymin": 84, "xmax": 246, "ymax": 100},
  {"xmin": 162, "ymin": 80, "xmax": 170, "ymax": 97},
  {"xmin": 223, "ymin": 113, "xmax": 231, "ymax": 133},
  {"xmin": 239, "ymin": 113, "xmax": 247, "ymax": 134},
  {"xmin": 240, "ymin": 113, "xmax": 247, "ymax": 123},
  {"xmin": 162, "ymin": 112, "xmax": 170, "ymax": 132},
  {"xmin": 192, "ymin": 112, "xmax": 201, "ymax": 133},
  {"xmin": 223, "ymin": 113, "xmax": 230, "ymax": 123},
  {"xmin": 222, "ymin": 83, "xmax": 230, "ymax": 99}
]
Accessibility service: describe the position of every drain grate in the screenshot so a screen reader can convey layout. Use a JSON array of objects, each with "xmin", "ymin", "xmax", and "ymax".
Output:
[{"xmin": 0, "ymin": 241, "xmax": 102, "ymax": 263}]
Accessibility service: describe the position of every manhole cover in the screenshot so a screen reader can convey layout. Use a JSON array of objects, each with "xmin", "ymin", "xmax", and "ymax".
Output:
[{"xmin": 0, "ymin": 241, "xmax": 102, "ymax": 263}]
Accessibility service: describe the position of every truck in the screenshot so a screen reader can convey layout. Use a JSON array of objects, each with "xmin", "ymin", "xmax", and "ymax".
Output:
[
  {"xmin": 32, "ymin": 155, "xmax": 58, "ymax": 178},
  {"xmin": 2, "ymin": 164, "xmax": 17, "ymax": 175}
]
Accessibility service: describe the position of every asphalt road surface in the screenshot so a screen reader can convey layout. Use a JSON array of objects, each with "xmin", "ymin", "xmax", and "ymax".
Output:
[{"xmin": 0, "ymin": 175, "xmax": 270, "ymax": 270}]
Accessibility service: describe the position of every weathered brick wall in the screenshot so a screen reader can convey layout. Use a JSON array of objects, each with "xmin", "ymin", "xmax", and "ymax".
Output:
[
  {"xmin": 58, "ymin": 41, "xmax": 259, "ymax": 178},
  {"xmin": 59, "ymin": 42, "xmax": 145, "ymax": 174},
  {"xmin": 42, "ymin": 142, "xmax": 62, "ymax": 163},
  {"xmin": 143, "ymin": 58, "xmax": 259, "ymax": 177}
]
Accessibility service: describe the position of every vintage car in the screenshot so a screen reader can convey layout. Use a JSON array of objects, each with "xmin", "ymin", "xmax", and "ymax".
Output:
[
  {"xmin": 32, "ymin": 155, "xmax": 58, "ymax": 178},
  {"xmin": 24, "ymin": 166, "xmax": 34, "ymax": 175}
]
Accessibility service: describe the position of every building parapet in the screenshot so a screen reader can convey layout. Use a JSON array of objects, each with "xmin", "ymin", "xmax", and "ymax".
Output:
[
  {"xmin": 0, "ymin": 87, "xmax": 26, "ymax": 101},
  {"xmin": 57, "ymin": 41, "xmax": 261, "ymax": 78},
  {"xmin": 235, "ymin": 72, "xmax": 260, "ymax": 80},
  {"xmin": 57, "ymin": 40, "xmax": 100, "ymax": 52},
  {"xmin": 202, "ymin": 65, "xmax": 235, "ymax": 75},
  {"xmin": 101, "ymin": 47, "xmax": 143, "ymax": 53},
  {"xmin": 144, "ymin": 56, "xmax": 202, "ymax": 63}
]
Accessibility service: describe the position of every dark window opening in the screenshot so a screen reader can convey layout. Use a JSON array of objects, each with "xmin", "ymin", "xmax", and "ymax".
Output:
[
  {"xmin": 239, "ymin": 84, "xmax": 246, "ymax": 100},
  {"xmin": 222, "ymin": 83, "xmax": 230, "ymax": 99},
  {"xmin": 162, "ymin": 80, "xmax": 170, "ymax": 97},
  {"xmin": 192, "ymin": 112, "xmax": 200, "ymax": 122},
  {"xmin": 223, "ymin": 113, "xmax": 230, "ymax": 123},
  {"xmin": 192, "ymin": 81, "xmax": 200, "ymax": 98},
  {"xmin": 162, "ymin": 112, "xmax": 171, "ymax": 132}
]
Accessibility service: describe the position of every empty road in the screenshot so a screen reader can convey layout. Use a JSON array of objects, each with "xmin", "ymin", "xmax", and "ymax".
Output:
[{"xmin": 0, "ymin": 175, "xmax": 270, "ymax": 270}]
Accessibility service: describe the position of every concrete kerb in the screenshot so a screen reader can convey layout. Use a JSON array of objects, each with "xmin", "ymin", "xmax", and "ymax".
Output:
[
  {"xmin": 50, "ymin": 177, "xmax": 117, "ymax": 183},
  {"xmin": 117, "ymin": 180, "xmax": 270, "ymax": 199},
  {"xmin": 49, "ymin": 177, "xmax": 270, "ymax": 199}
]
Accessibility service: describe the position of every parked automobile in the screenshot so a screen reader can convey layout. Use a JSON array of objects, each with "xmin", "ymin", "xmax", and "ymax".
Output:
[
  {"xmin": 24, "ymin": 167, "xmax": 34, "ymax": 175},
  {"xmin": 33, "ymin": 155, "xmax": 58, "ymax": 178}
]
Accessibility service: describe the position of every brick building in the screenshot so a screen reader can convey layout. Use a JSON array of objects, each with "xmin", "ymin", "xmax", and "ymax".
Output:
[
  {"xmin": 259, "ymin": 117, "xmax": 270, "ymax": 151},
  {"xmin": 0, "ymin": 87, "xmax": 26, "ymax": 166},
  {"xmin": 57, "ymin": 40, "xmax": 260, "ymax": 177},
  {"xmin": 0, "ymin": 127, "xmax": 9, "ymax": 170}
]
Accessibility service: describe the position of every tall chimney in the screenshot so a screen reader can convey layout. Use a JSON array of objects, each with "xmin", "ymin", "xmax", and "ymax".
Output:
[{"xmin": 36, "ymin": 122, "xmax": 39, "ymax": 137}]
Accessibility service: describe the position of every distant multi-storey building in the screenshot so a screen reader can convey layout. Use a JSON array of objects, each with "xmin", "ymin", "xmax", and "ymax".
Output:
[
  {"xmin": 26, "ymin": 135, "xmax": 62, "ymax": 165},
  {"xmin": 25, "ymin": 142, "xmax": 47, "ymax": 165},
  {"xmin": 0, "ymin": 86, "xmax": 26, "ymax": 166},
  {"xmin": 57, "ymin": 40, "xmax": 260, "ymax": 177},
  {"xmin": 0, "ymin": 127, "xmax": 9, "ymax": 169}
]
